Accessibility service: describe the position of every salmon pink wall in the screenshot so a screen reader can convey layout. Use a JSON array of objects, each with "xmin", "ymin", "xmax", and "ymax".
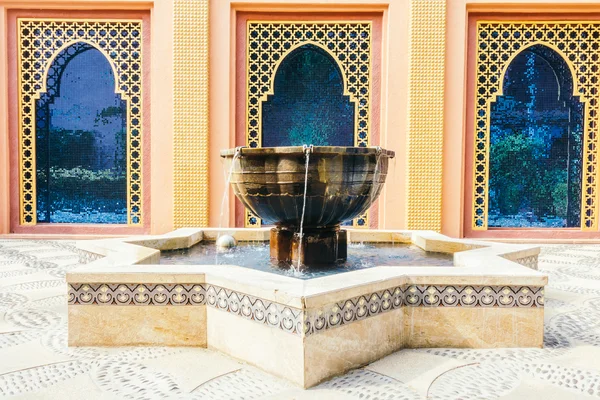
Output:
[
  {"xmin": 444, "ymin": 0, "xmax": 600, "ymax": 239},
  {"xmin": 209, "ymin": 0, "xmax": 409, "ymax": 230},
  {"xmin": 0, "ymin": 1, "xmax": 173, "ymax": 235},
  {"xmin": 4, "ymin": 0, "xmax": 599, "ymax": 239},
  {"xmin": 233, "ymin": 11, "xmax": 384, "ymax": 228}
]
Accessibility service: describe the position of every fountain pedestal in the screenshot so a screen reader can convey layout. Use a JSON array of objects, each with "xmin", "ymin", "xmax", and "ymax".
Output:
[
  {"xmin": 221, "ymin": 146, "xmax": 394, "ymax": 268},
  {"xmin": 270, "ymin": 226, "xmax": 347, "ymax": 266}
]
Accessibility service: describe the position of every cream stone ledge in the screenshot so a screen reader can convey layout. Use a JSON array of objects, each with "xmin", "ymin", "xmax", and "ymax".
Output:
[
  {"xmin": 74, "ymin": 228, "xmax": 204, "ymax": 275},
  {"xmin": 68, "ymin": 228, "xmax": 547, "ymax": 310}
]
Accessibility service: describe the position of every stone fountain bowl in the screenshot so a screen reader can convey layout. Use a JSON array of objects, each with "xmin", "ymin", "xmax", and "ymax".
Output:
[{"xmin": 220, "ymin": 146, "xmax": 395, "ymax": 228}]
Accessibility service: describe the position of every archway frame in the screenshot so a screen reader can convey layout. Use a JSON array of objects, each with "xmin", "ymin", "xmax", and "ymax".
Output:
[
  {"xmin": 17, "ymin": 18, "xmax": 144, "ymax": 226},
  {"xmin": 244, "ymin": 20, "xmax": 372, "ymax": 227},
  {"xmin": 472, "ymin": 22, "xmax": 598, "ymax": 231},
  {"xmin": 38, "ymin": 40, "xmax": 124, "ymax": 103},
  {"xmin": 485, "ymin": 42, "xmax": 585, "ymax": 228}
]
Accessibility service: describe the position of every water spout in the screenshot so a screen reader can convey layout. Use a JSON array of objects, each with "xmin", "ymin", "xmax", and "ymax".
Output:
[
  {"xmin": 368, "ymin": 146, "xmax": 383, "ymax": 221},
  {"xmin": 295, "ymin": 144, "xmax": 313, "ymax": 272},
  {"xmin": 216, "ymin": 146, "xmax": 243, "ymax": 264}
]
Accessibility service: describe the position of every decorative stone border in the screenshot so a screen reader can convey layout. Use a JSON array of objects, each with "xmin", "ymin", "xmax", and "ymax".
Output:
[
  {"xmin": 304, "ymin": 285, "xmax": 543, "ymax": 335},
  {"xmin": 68, "ymin": 283, "xmax": 207, "ymax": 306},
  {"xmin": 68, "ymin": 283, "xmax": 304, "ymax": 336},
  {"xmin": 514, "ymin": 255, "xmax": 539, "ymax": 269},
  {"xmin": 304, "ymin": 285, "xmax": 404, "ymax": 335},
  {"xmin": 402, "ymin": 285, "xmax": 544, "ymax": 308},
  {"xmin": 205, "ymin": 285, "xmax": 304, "ymax": 335},
  {"xmin": 69, "ymin": 282, "xmax": 544, "ymax": 337}
]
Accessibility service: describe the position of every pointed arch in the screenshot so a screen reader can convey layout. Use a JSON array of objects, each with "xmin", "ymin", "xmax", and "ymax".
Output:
[
  {"xmin": 261, "ymin": 43, "xmax": 355, "ymax": 147},
  {"xmin": 16, "ymin": 19, "xmax": 145, "ymax": 227},
  {"xmin": 495, "ymin": 41, "xmax": 582, "ymax": 100},
  {"xmin": 262, "ymin": 41, "xmax": 358, "ymax": 105},
  {"xmin": 37, "ymin": 39, "xmax": 125, "ymax": 102},
  {"xmin": 35, "ymin": 42, "xmax": 127, "ymax": 224},
  {"xmin": 487, "ymin": 43, "xmax": 584, "ymax": 228}
]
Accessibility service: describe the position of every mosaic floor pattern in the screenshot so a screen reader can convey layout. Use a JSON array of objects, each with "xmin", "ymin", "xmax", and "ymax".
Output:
[{"xmin": 0, "ymin": 240, "xmax": 599, "ymax": 399}]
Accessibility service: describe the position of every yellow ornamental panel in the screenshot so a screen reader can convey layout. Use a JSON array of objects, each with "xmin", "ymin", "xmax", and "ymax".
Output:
[
  {"xmin": 406, "ymin": 0, "xmax": 446, "ymax": 232},
  {"xmin": 173, "ymin": 0, "xmax": 210, "ymax": 228}
]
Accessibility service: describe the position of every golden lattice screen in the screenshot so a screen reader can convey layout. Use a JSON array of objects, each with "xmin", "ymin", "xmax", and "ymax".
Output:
[
  {"xmin": 244, "ymin": 21, "xmax": 373, "ymax": 228},
  {"xmin": 473, "ymin": 21, "xmax": 600, "ymax": 231},
  {"xmin": 17, "ymin": 19, "xmax": 144, "ymax": 225}
]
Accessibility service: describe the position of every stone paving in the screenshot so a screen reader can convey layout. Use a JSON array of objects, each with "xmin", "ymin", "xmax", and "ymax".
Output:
[{"xmin": 0, "ymin": 240, "xmax": 599, "ymax": 399}]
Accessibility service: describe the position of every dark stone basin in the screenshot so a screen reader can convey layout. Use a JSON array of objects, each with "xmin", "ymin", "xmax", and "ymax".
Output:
[
  {"xmin": 220, "ymin": 146, "xmax": 395, "ymax": 265},
  {"xmin": 220, "ymin": 146, "xmax": 394, "ymax": 227}
]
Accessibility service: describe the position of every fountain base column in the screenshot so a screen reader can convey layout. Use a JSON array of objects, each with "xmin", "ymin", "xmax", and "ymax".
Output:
[{"xmin": 270, "ymin": 226, "xmax": 347, "ymax": 266}]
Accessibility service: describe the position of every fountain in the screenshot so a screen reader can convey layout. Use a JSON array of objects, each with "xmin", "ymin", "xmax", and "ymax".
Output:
[
  {"xmin": 220, "ymin": 145, "xmax": 395, "ymax": 267},
  {"xmin": 66, "ymin": 146, "xmax": 547, "ymax": 389}
]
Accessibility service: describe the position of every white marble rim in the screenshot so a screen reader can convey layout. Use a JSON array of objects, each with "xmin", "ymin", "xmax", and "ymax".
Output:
[{"xmin": 66, "ymin": 228, "xmax": 547, "ymax": 310}]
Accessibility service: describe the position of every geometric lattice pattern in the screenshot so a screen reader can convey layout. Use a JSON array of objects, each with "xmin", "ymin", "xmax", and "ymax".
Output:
[
  {"xmin": 474, "ymin": 21, "xmax": 600, "ymax": 230},
  {"xmin": 406, "ymin": 1, "xmax": 445, "ymax": 231},
  {"xmin": 17, "ymin": 19, "xmax": 143, "ymax": 225},
  {"xmin": 246, "ymin": 21, "xmax": 371, "ymax": 149},
  {"xmin": 245, "ymin": 21, "xmax": 372, "ymax": 228},
  {"xmin": 173, "ymin": 0, "xmax": 210, "ymax": 228}
]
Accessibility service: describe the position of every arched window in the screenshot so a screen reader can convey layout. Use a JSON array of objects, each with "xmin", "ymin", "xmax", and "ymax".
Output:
[
  {"xmin": 488, "ymin": 44, "xmax": 584, "ymax": 228},
  {"xmin": 36, "ymin": 43, "xmax": 127, "ymax": 224},
  {"xmin": 262, "ymin": 44, "xmax": 354, "ymax": 147}
]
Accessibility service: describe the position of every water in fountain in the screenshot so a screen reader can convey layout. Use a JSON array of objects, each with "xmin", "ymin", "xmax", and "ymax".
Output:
[
  {"xmin": 295, "ymin": 145, "xmax": 312, "ymax": 273},
  {"xmin": 369, "ymin": 147, "xmax": 383, "ymax": 220},
  {"xmin": 215, "ymin": 146, "xmax": 242, "ymax": 264},
  {"xmin": 161, "ymin": 241, "xmax": 453, "ymax": 280}
]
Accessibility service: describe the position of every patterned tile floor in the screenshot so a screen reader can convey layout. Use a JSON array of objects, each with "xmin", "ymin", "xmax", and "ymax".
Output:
[{"xmin": 0, "ymin": 240, "xmax": 599, "ymax": 399}]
